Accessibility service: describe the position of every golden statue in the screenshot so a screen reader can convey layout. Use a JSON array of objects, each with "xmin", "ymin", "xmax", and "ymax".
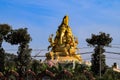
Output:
[
  {"xmin": 46, "ymin": 15, "xmax": 82, "ymax": 63},
  {"xmin": 62, "ymin": 15, "xmax": 69, "ymax": 25}
]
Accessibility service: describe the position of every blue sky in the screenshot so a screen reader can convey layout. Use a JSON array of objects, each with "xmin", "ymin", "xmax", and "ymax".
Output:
[{"xmin": 0, "ymin": 0, "xmax": 120, "ymax": 66}]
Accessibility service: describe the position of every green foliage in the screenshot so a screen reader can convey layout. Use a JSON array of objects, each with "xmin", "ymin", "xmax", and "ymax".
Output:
[
  {"xmin": 17, "ymin": 44, "xmax": 32, "ymax": 67},
  {"xmin": 74, "ymin": 62, "xmax": 90, "ymax": 72},
  {"xmin": 86, "ymin": 32, "xmax": 112, "ymax": 46},
  {"xmin": 16, "ymin": 43, "xmax": 32, "ymax": 77},
  {"xmin": 101, "ymin": 69, "xmax": 120, "ymax": 80},
  {"xmin": 86, "ymin": 32, "xmax": 112, "ymax": 75},
  {"xmin": 72, "ymin": 73, "xmax": 87, "ymax": 80},
  {"xmin": 5, "ymin": 61, "xmax": 16, "ymax": 71},
  {"xmin": 5, "ymin": 53, "xmax": 17, "ymax": 61},
  {"xmin": 0, "ymin": 48, "xmax": 5, "ymax": 72},
  {"xmin": 55, "ymin": 63, "xmax": 64, "ymax": 73},
  {"xmin": 31, "ymin": 59, "xmax": 42, "ymax": 74},
  {"xmin": 4, "ymin": 53, "xmax": 17, "ymax": 72},
  {"xmin": 91, "ymin": 46, "xmax": 106, "ymax": 74},
  {"xmin": 0, "ymin": 24, "xmax": 11, "ymax": 72},
  {"xmin": 0, "ymin": 24, "xmax": 32, "ymax": 77},
  {"xmin": 0, "ymin": 24, "xmax": 11, "ymax": 36},
  {"xmin": 5, "ymin": 28, "xmax": 31, "ymax": 45}
]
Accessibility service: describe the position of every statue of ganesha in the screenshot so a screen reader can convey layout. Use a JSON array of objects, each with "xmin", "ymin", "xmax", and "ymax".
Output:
[{"xmin": 46, "ymin": 15, "xmax": 82, "ymax": 62}]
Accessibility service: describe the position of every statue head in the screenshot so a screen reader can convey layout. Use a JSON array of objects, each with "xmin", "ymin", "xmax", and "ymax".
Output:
[{"xmin": 62, "ymin": 15, "xmax": 69, "ymax": 26}]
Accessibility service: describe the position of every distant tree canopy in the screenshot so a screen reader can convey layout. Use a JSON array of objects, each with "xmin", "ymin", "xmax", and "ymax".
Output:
[
  {"xmin": 0, "ymin": 24, "xmax": 32, "ymax": 74},
  {"xmin": 0, "ymin": 24, "xmax": 12, "ymax": 72},
  {"xmin": 5, "ymin": 28, "xmax": 32, "ymax": 76},
  {"xmin": 0, "ymin": 24, "xmax": 12, "ymax": 47},
  {"xmin": 5, "ymin": 28, "xmax": 31, "ymax": 45},
  {"xmin": 86, "ymin": 32, "xmax": 112, "ymax": 75},
  {"xmin": 0, "ymin": 24, "xmax": 11, "ymax": 36},
  {"xmin": 86, "ymin": 32, "xmax": 112, "ymax": 47}
]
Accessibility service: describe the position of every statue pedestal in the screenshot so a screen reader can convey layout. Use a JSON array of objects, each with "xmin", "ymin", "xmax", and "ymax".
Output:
[
  {"xmin": 56, "ymin": 55, "xmax": 82, "ymax": 63},
  {"xmin": 46, "ymin": 51, "xmax": 82, "ymax": 63}
]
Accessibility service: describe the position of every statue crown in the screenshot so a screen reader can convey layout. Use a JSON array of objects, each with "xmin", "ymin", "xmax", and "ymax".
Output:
[{"xmin": 62, "ymin": 15, "xmax": 69, "ymax": 25}]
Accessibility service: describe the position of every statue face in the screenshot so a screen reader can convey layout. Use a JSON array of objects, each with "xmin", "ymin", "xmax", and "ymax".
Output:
[{"xmin": 60, "ymin": 28, "xmax": 66, "ymax": 34}]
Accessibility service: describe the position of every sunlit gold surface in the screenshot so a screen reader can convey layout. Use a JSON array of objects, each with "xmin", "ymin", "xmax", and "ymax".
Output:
[{"xmin": 46, "ymin": 15, "xmax": 82, "ymax": 63}]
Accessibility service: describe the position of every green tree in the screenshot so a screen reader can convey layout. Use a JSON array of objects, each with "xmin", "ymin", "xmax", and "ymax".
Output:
[
  {"xmin": 5, "ymin": 28, "xmax": 32, "ymax": 77},
  {"xmin": 31, "ymin": 59, "xmax": 41, "ymax": 74},
  {"xmin": 4, "ymin": 53, "xmax": 17, "ymax": 72},
  {"xmin": 102, "ymin": 69, "xmax": 120, "ymax": 80},
  {"xmin": 86, "ymin": 32, "xmax": 112, "ymax": 75},
  {"xmin": 0, "ymin": 24, "xmax": 11, "ymax": 73}
]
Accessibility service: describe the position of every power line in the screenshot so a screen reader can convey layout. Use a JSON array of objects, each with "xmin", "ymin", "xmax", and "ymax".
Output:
[
  {"xmin": 79, "ymin": 52, "xmax": 93, "ymax": 55},
  {"xmin": 33, "ymin": 49, "xmax": 47, "ymax": 58},
  {"xmin": 78, "ymin": 47, "xmax": 93, "ymax": 49},
  {"xmin": 32, "ymin": 55, "xmax": 46, "ymax": 57},
  {"xmin": 106, "ymin": 46, "xmax": 120, "ymax": 48},
  {"xmin": 105, "ymin": 51, "xmax": 120, "ymax": 55}
]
